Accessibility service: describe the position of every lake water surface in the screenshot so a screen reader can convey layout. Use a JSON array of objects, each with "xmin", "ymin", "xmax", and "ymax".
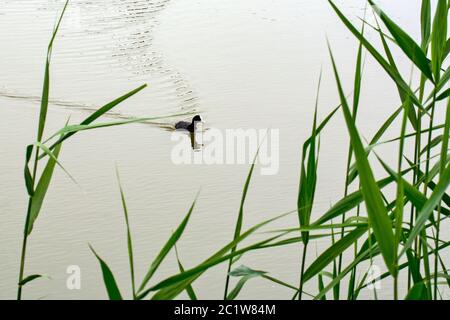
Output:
[{"xmin": 0, "ymin": 0, "xmax": 442, "ymax": 299}]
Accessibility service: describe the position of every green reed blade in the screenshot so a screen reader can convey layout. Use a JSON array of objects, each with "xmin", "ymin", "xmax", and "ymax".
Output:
[
  {"xmin": 89, "ymin": 245, "xmax": 123, "ymax": 300},
  {"xmin": 369, "ymin": 0, "xmax": 434, "ymax": 82},
  {"xmin": 313, "ymin": 245, "xmax": 374, "ymax": 300},
  {"xmin": 302, "ymin": 227, "xmax": 367, "ymax": 283},
  {"xmin": 27, "ymin": 143, "xmax": 62, "ymax": 235},
  {"xmin": 174, "ymin": 245, "xmax": 197, "ymax": 300},
  {"xmin": 224, "ymin": 148, "xmax": 258, "ymax": 299},
  {"xmin": 329, "ymin": 41, "xmax": 396, "ymax": 275},
  {"xmin": 24, "ymin": 145, "xmax": 34, "ymax": 196},
  {"xmin": 401, "ymin": 163, "xmax": 450, "ymax": 257},
  {"xmin": 115, "ymin": 167, "xmax": 136, "ymax": 299},
  {"xmin": 313, "ymin": 174, "xmax": 399, "ymax": 226},
  {"xmin": 372, "ymin": 12, "xmax": 419, "ymax": 129},
  {"xmin": 298, "ymin": 72, "xmax": 321, "ymax": 244},
  {"xmin": 358, "ymin": 242, "xmax": 450, "ymax": 291},
  {"xmin": 42, "ymin": 84, "xmax": 148, "ymax": 153},
  {"xmin": 138, "ymin": 194, "xmax": 197, "ymax": 293},
  {"xmin": 430, "ymin": 0, "xmax": 448, "ymax": 82},
  {"xmin": 18, "ymin": 274, "xmax": 42, "ymax": 287},
  {"xmin": 328, "ymin": 0, "xmax": 425, "ymax": 113},
  {"xmin": 36, "ymin": 1, "xmax": 69, "ymax": 142},
  {"xmin": 35, "ymin": 142, "xmax": 77, "ymax": 185},
  {"xmin": 150, "ymin": 233, "xmax": 286, "ymax": 300},
  {"xmin": 436, "ymin": 88, "xmax": 450, "ymax": 101},
  {"xmin": 146, "ymin": 211, "xmax": 294, "ymax": 299},
  {"xmin": 226, "ymin": 265, "xmax": 266, "ymax": 300},
  {"xmin": 420, "ymin": 0, "xmax": 431, "ymax": 48}
]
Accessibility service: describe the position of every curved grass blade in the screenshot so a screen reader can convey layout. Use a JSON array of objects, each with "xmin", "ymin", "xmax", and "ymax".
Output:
[
  {"xmin": 42, "ymin": 84, "xmax": 148, "ymax": 155},
  {"xmin": 89, "ymin": 245, "xmax": 123, "ymax": 300},
  {"xmin": 313, "ymin": 173, "xmax": 400, "ymax": 226},
  {"xmin": 328, "ymin": 42, "xmax": 396, "ymax": 274},
  {"xmin": 24, "ymin": 145, "xmax": 34, "ymax": 196},
  {"xmin": 436, "ymin": 88, "xmax": 450, "ymax": 101},
  {"xmin": 298, "ymin": 72, "xmax": 321, "ymax": 244},
  {"xmin": 137, "ymin": 194, "xmax": 197, "ymax": 293},
  {"xmin": 302, "ymin": 227, "xmax": 367, "ymax": 283},
  {"xmin": 145, "ymin": 211, "xmax": 294, "ymax": 300},
  {"xmin": 427, "ymin": 67, "xmax": 450, "ymax": 102},
  {"xmin": 420, "ymin": 0, "xmax": 431, "ymax": 48},
  {"xmin": 18, "ymin": 274, "xmax": 42, "ymax": 286},
  {"xmin": 297, "ymin": 73, "xmax": 321, "ymax": 299},
  {"xmin": 314, "ymin": 246, "xmax": 374, "ymax": 300},
  {"xmin": 36, "ymin": 0, "xmax": 69, "ymax": 142},
  {"xmin": 27, "ymin": 143, "xmax": 62, "ymax": 235},
  {"xmin": 369, "ymin": 0, "xmax": 434, "ymax": 82},
  {"xmin": 227, "ymin": 265, "xmax": 266, "ymax": 300},
  {"xmin": 405, "ymin": 282, "xmax": 429, "ymax": 300},
  {"xmin": 35, "ymin": 142, "xmax": 78, "ymax": 185},
  {"xmin": 358, "ymin": 241, "xmax": 450, "ymax": 291},
  {"xmin": 328, "ymin": 0, "xmax": 424, "ymax": 113},
  {"xmin": 150, "ymin": 233, "xmax": 286, "ymax": 300},
  {"xmin": 174, "ymin": 245, "xmax": 197, "ymax": 300},
  {"xmin": 115, "ymin": 167, "xmax": 136, "ymax": 299},
  {"xmin": 420, "ymin": 135, "xmax": 443, "ymax": 156},
  {"xmin": 372, "ymin": 13, "xmax": 419, "ymax": 129},
  {"xmin": 430, "ymin": 0, "xmax": 448, "ymax": 81},
  {"xmin": 401, "ymin": 163, "xmax": 450, "ymax": 257},
  {"xmin": 44, "ymin": 111, "xmax": 190, "ymax": 145},
  {"xmin": 224, "ymin": 149, "xmax": 259, "ymax": 299},
  {"xmin": 377, "ymin": 155, "xmax": 450, "ymax": 218}
]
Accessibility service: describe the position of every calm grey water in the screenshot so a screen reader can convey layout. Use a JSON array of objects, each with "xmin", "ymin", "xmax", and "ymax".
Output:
[{"xmin": 0, "ymin": 0, "xmax": 444, "ymax": 299}]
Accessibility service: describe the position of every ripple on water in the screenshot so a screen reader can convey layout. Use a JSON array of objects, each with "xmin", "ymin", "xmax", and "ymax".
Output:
[{"xmin": 0, "ymin": 0, "xmax": 199, "ymax": 125}]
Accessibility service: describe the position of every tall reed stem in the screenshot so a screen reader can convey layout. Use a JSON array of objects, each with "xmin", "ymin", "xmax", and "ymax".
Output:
[
  {"xmin": 422, "ymin": 93, "xmax": 436, "ymax": 298},
  {"xmin": 298, "ymin": 243, "xmax": 308, "ymax": 300},
  {"xmin": 434, "ymin": 97, "xmax": 449, "ymax": 299},
  {"xmin": 17, "ymin": 151, "xmax": 40, "ymax": 300}
]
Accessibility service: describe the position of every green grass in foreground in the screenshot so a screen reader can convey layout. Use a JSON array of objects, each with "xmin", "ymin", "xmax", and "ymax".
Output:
[{"xmin": 15, "ymin": 0, "xmax": 450, "ymax": 300}]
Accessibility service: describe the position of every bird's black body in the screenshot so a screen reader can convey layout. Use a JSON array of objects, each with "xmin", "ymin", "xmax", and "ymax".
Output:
[{"xmin": 175, "ymin": 115, "xmax": 203, "ymax": 133}]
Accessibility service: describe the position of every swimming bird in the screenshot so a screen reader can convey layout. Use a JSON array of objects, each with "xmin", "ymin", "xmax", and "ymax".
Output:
[{"xmin": 175, "ymin": 115, "xmax": 203, "ymax": 133}]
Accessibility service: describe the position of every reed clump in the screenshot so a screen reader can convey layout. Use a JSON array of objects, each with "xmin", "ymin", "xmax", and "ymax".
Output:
[{"xmin": 15, "ymin": 0, "xmax": 449, "ymax": 300}]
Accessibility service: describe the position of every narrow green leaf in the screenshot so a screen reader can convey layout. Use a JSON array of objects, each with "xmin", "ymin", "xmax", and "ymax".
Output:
[
  {"xmin": 328, "ymin": 42, "xmax": 397, "ymax": 275},
  {"xmin": 35, "ymin": 142, "xmax": 77, "ymax": 185},
  {"xmin": 174, "ymin": 245, "xmax": 197, "ymax": 300},
  {"xmin": 18, "ymin": 274, "xmax": 42, "ymax": 286},
  {"xmin": 224, "ymin": 149, "xmax": 258, "ymax": 299},
  {"xmin": 303, "ymin": 227, "xmax": 367, "ymax": 282},
  {"xmin": 430, "ymin": 0, "xmax": 448, "ymax": 81},
  {"xmin": 369, "ymin": 0, "xmax": 434, "ymax": 81},
  {"xmin": 89, "ymin": 245, "xmax": 123, "ymax": 300},
  {"xmin": 115, "ymin": 167, "xmax": 136, "ymax": 298},
  {"xmin": 226, "ymin": 265, "xmax": 266, "ymax": 300},
  {"xmin": 298, "ymin": 73, "xmax": 321, "ymax": 244},
  {"xmin": 405, "ymin": 282, "xmax": 429, "ymax": 300},
  {"xmin": 328, "ymin": 0, "xmax": 425, "ymax": 113},
  {"xmin": 406, "ymin": 249, "xmax": 425, "ymax": 285},
  {"xmin": 318, "ymin": 274, "xmax": 326, "ymax": 300},
  {"xmin": 420, "ymin": 135, "xmax": 443, "ymax": 156},
  {"xmin": 147, "ymin": 211, "xmax": 294, "ymax": 300},
  {"xmin": 138, "ymin": 195, "xmax": 197, "ymax": 293},
  {"xmin": 27, "ymin": 143, "xmax": 62, "ymax": 235},
  {"xmin": 36, "ymin": 0, "xmax": 69, "ymax": 142},
  {"xmin": 314, "ymin": 246, "xmax": 374, "ymax": 300},
  {"xmin": 43, "ymin": 84, "xmax": 149, "ymax": 153},
  {"xmin": 420, "ymin": 0, "xmax": 431, "ymax": 48},
  {"xmin": 313, "ymin": 174, "xmax": 399, "ymax": 226},
  {"xmin": 372, "ymin": 13, "xmax": 419, "ymax": 129},
  {"xmin": 436, "ymin": 87, "xmax": 450, "ymax": 101},
  {"xmin": 24, "ymin": 145, "xmax": 34, "ymax": 196},
  {"xmin": 401, "ymin": 163, "xmax": 450, "ymax": 256}
]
